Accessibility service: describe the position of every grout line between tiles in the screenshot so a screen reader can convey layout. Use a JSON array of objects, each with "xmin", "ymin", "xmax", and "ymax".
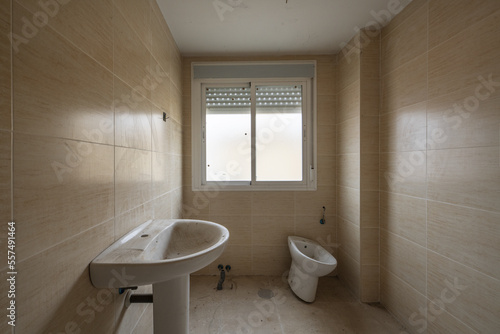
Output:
[
  {"xmin": 16, "ymin": 217, "xmax": 115, "ymax": 265},
  {"xmin": 426, "ymin": 248, "xmax": 500, "ymax": 283},
  {"xmin": 426, "ymin": 6, "xmax": 500, "ymax": 54},
  {"xmin": 426, "ymin": 298, "xmax": 480, "ymax": 334}
]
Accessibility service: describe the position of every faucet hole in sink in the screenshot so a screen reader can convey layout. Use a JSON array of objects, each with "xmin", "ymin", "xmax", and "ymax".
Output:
[{"xmin": 141, "ymin": 234, "xmax": 149, "ymax": 238}]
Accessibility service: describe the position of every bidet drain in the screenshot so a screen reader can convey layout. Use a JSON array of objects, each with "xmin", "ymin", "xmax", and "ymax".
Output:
[{"xmin": 258, "ymin": 288, "xmax": 274, "ymax": 299}]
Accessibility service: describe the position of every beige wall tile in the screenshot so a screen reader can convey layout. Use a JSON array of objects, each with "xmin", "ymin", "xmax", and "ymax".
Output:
[
  {"xmin": 152, "ymin": 104, "xmax": 170, "ymax": 153},
  {"xmin": 8, "ymin": 1, "xmax": 183, "ymax": 332},
  {"xmin": 170, "ymin": 119, "xmax": 183, "ymax": 158},
  {"xmin": 113, "ymin": 8, "xmax": 151, "ymax": 97},
  {"xmin": 252, "ymin": 215, "xmax": 295, "ymax": 246},
  {"xmin": 170, "ymin": 85, "xmax": 183, "ymax": 124},
  {"xmin": 382, "ymin": 54, "xmax": 427, "ymax": 114},
  {"xmin": 316, "ymin": 56, "xmax": 335, "ymax": 96},
  {"xmin": 429, "ymin": 0, "xmax": 500, "ymax": 49},
  {"xmin": 16, "ymin": 220, "xmax": 115, "ymax": 333},
  {"xmin": 170, "ymin": 45, "xmax": 182, "ymax": 91},
  {"xmin": 170, "ymin": 187, "xmax": 183, "ymax": 218},
  {"xmin": 115, "ymin": 147, "xmax": 152, "ymax": 215},
  {"xmin": 0, "ymin": 131, "xmax": 10, "ymax": 276},
  {"xmin": 337, "ymin": 186, "xmax": 360, "ymax": 226},
  {"xmin": 427, "ymin": 304, "xmax": 478, "ymax": 334},
  {"xmin": 427, "ymin": 251, "xmax": 500, "ymax": 333},
  {"xmin": 381, "ymin": 2, "xmax": 427, "ymax": 76},
  {"xmin": 252, "ymin": 245, "xmax": 290, "ymax": 276},
  {"xmin": 149, "ymin": 57, "xmax": 171, "ymax": 114},
  {"xmin": 361, "ymin": 228, "xmax": 379, "ymax": 265},
  {"xmin": 380, "ymin": 151, "xmax": 426, "ymax": 198},
  {"xmin": 428, "ymin": 10, "xmax": 500, "ymax": 100},
  {"xmin": 337, "ymin": 116, "xmax": 360, "ymax": 154},
  {"xmin": 252, "ymin": 192, "xmax": 294, "ymax": 216},
  {"xmin": 427, "ymin": 94, "xmax": 500, "ymax": 150},
  {"xmin": 114, "ymin": 0, "xmax": 151, "ymax": 50},
  {"xmin": 360, "ymin": 190, "xmax": 379, "ymax": 228},
  {"xmin": 380, "ymin": 191, "xmax": 426, "ymax": 246},
  {"xmin": 361, "ymin": 264, "xmax": 380, "ymax": 303},
  {"xmin": 0, "ymin": 1, "xmax": 10, "ymax": 131},
  {"xmin": 0, "ymin": 0, "xmax": 9, "ymax": 22},
  {"xmin": 380, "ymin": 1, "xmax": 500, "ymax": 330},
  {"xmin": 360, "ymin": 62, "xmax": 380, "ymax": 117},
  {"xmin": 152, "ymin": 152, "xmax": 170, "ymax": 198},
  {"xmin": 294, "ymin": 185, "xmax": 335, "ymax": 216},
  {"xmin": 338, "ymin": 46, "xmax": 360, "ymax": 91},
  {"xmin": 381, "ymin": 230, "xmax": 426, "ymax": 294},
  {"xmin": 14, "ymin": 134, "xmax": 114, "ymax": 259},
  {"xmin": 337, "ymin": 153, "xmax": 360, "ymax": 189},
  {"xmin": 380, "ymin": 268, "xmax": 427, "ymax": 333},
  {"xmin": 360, "ymin": 154, "xmax": 379, "ymax": 191},
  {"xmin": 168, "ymin": 152, "xmax": 182, "ymax": 190},
  {"xmin": 294, "ymin": 215, "xmax": 336, "ymax": 254},
  {"xmin": 114, "ymin": 202, "xmax": 153, "ymax": 240},
  {"xmin": 13, "ymin": 4, "xmax": 114, "ymax": 144},
  {"xmin": 338, "ymin": 217, "xmax": 360, "ymax": 262},
  {"xmin": 361, "ymin": 116, "xmax": 379, "ymax": 154},
  {"xmin": 338, "ymin": 81, "xmax": 360, "ymax": 123},
  {"xmin": 181, "ymin": 153, "xmax": 192, "ymax": 187},
  {"xmin": 317, "ymin": 94, "xmax": 336, "ymax": 126},
  {"xmin": 380, "ymin": 102, "xmax": 427, "ymax": 152},
  {"xmin": 182, "ymin": 187, "xmax": 210, "ymax": 217},
  {"xmin": 427, "ymin": 147, "xmax": 500, "ymax": 213},
  {"xmin": 317, "ymin": 123, "xmax": 335, "ymax": 156},
  {"xmin": 382, "ymin": 0, "xmax": 427, "ymax": 38},
  {"xmin": 209, "ymin": 192, "xmax": 252, "ymax": 216},
  {"xmin": 209, "ymin": 245, "xmax": 252, "ymax": 275},
  {"xmin": 151, "ymin": 8, "xmax": 171, "ymax": 79},
  {"xmin": 338, "ymin": 249, "xmax": 360, "ymax": 298},
  {"xmin": 317, "ymin": 154, "xmax": 336, "ymax": 186},
  {"xmin": 153, "ymin": 192, "xmax": 172, "ymax": 219},
  {"xmin": 114, "ymin": 76, "xmax": 152, "ymax": 150},
  {"xmin": 0, "ymin": 131, "xmax": 10, "ymax": 214},
  {"xmin": 16, "ymin": 0, "xmax": 113, "ymax": 70},
  {"xmin": 428, "ymin": 201, "xmax": 500, "ymax": 279},
  {"xmin": 210, "ymin": 215, "xmax": 251, "ymax": 246}
]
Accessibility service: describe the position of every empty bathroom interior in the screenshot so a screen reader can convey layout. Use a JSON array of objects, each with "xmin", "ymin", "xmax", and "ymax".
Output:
[{"xmin": 1, "ymin": 0, "xmax": 499, "ymax": 333}]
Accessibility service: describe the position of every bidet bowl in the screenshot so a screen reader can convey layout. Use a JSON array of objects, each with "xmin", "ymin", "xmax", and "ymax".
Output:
[{"xmin": 90, "ymin": 219, "xmax": 229, "ymax": 288}]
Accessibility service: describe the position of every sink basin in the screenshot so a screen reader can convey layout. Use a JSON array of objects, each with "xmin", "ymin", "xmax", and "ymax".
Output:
[
  {"xmin": 90, "ymin": 219, "xmax": 229, "ymax": 333},
  {"xmin": 90, "ymin": 219, "xmax": 229, "ymax": 288}
]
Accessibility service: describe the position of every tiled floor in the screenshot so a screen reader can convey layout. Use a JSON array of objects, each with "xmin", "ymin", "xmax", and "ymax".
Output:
[{"xmin": 132, "ymin": 275, "xmax": 406, "ymax": 333}]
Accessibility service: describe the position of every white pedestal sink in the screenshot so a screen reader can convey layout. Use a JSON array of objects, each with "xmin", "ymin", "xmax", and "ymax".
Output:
[{"xmin": 89, "ymin": 219, "xmax": 229, "ymax": 333}]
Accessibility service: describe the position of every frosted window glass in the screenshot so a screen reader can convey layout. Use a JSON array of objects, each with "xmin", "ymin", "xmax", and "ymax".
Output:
[
  {"xmin": 255, "ymin": 85, "xmax": 303, "ymax": 181},
  {"xmin": 205, "ymin": 87, "xmax": 251, "ymax": 181}
]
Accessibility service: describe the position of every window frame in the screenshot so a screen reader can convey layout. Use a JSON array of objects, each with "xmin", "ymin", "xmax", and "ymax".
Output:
[{"xmin": 191, "ymin": 61, "xmax": 317, "ymax": 192}]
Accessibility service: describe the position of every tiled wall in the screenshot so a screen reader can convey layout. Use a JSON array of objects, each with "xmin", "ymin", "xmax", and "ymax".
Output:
[
  {"xmin": 359, "ymin": 33, "xmax": 380, "ymax": 303},
  {"xmin": 380, "ymin": 0, "xmax": 500, "ymax": 332},
  {"xmin": 336, "ymin": 31, "xmax": 380, "ymax": 302},
  {"xmin": 1, "ymin": 0, "xmax": 183, "ymax": 332},
  {"xmin": 182, "ymin": 56, "xmax": 337, "ymax": 276},
  {"xmin": 337, "ymin": 39, "xmax": 362, "ymax": 298}
]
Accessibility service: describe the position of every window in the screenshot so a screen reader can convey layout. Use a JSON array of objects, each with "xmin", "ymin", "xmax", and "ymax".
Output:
[{"xmin": 191, "ymin": 62, "xmax": 317, "ymax": 191}]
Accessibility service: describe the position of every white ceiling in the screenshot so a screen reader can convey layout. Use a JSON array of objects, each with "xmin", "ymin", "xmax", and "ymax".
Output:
[{"xmin": 156, "ymin": 0, "xmax": 412, "ymax": 56}]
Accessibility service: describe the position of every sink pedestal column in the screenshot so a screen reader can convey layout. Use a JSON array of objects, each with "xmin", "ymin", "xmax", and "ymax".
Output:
[{"xmin": 153, "ymin": 275, "xmax": 189, "ymax": 333}]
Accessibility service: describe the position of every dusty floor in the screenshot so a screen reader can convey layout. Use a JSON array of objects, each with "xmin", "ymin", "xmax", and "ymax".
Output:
[{"xmin": 132, "ymin": 275, "xmax": 406, "ymax": 333}]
